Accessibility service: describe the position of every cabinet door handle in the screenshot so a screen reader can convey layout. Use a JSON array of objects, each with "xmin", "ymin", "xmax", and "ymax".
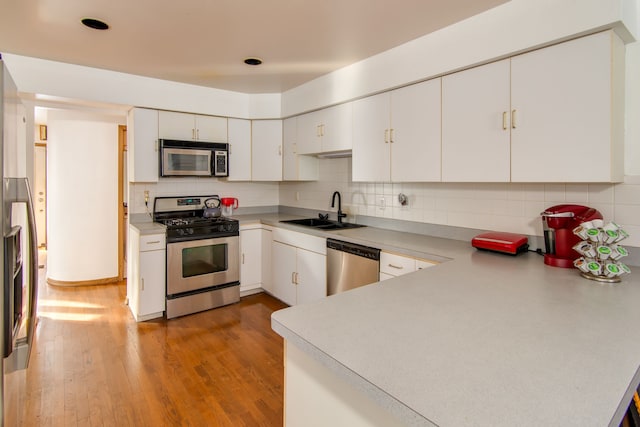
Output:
[
  {"xmin": 390, "ymin": 128, "xmax": 394, "ymax": 143},
  {"xmin": 384, "ymin": 129, "xmax": 389, "ymax": 143},
  {"xmin": 502, "ymin": 112, "xmax": 508, "ymax": 130},
  {"xmin": 154, "ymin": 140, "xmax": 159, "ymax": 152},
  {"xmin": 291, "ymin": 272, "xmax": 296, "ymax": 284},
  {"xmin": 278, "ymin": 145, "xmax": 282, "ymax": 156},
  {"xmin": 321, "ymin": 124, "xmax": 325, "ymax": 137},
  {"xmin": 295, "ymin": 272, "xmax": 300, "ymax": 284},
  {"xmin": 242, "ymin": 253, "xmax": 245, "ymax": 264},
  {"xmin": 511, "ymin": 110, "xmax": 517, "ymax": 129},
  {"xmin": 146, "ymin": 241, "xmax": 160, "ymax": 245},
  {"xmin": 141, "ymin": 278, "xmax": 145, "ymax": 290},
  {"xmin": 388, "ymin": 264, "xmax": 403, "ymax": 270},
  {"xmin": 196, "ymin": 129, "xmax": 200, "ymax": 140}
]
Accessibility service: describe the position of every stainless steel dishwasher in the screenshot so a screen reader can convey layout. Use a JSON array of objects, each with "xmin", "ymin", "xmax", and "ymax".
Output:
[{"xmin": 326, "ymin": 238, "xmax": 381, "ymax": 295}]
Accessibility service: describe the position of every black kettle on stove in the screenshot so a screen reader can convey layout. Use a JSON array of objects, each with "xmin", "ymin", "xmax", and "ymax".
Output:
[{"xmin": 203, "ymin": 197, "xmax": 221, "ymax": 218}]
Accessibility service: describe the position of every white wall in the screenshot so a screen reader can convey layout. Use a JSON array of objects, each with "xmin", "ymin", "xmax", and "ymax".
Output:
[
  {"xmin": 46, "ymin": 110, "xmax": 121, "ymax": 282},
  {"xmin": 129, "ymin": 179, "xmax": 279, "ymax": 215},
  {"xmin": 2, "ymin": 54, "xmax": 281, "ymax": 120}
]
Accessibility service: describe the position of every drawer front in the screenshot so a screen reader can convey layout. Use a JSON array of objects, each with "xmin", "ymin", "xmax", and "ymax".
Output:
[
  {"xmin": 416, "ymin": 259, "xmax": 438, "ymax": 270},
  {"xmin": 272, "ymin": 227, "xmax": 326, "ymax": 255},
  {"xmin": 140, "ymin": 234, "xmax": 166, "ymax": 251},
  {"xmin": 380, "ymin": 252, "xmax": 416, "ymax": 276}
]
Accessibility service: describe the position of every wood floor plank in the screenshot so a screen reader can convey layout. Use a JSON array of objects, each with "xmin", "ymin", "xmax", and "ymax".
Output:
[{"xmin": 11, "ymin": 264, "xmax": 288, "ymax": 427}]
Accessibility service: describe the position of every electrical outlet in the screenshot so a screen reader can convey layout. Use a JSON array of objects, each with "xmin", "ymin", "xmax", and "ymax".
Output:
[
  {"xmin": 295, "ymin": 191, "xmax": 300, "ymax": 201},
  {"xmin": 144, "ymin": 190, "xmax": 149, "ymax": 204},
  {"xmin": 379, "ymin": 197, "xmax": 386, "ymax": 210}
]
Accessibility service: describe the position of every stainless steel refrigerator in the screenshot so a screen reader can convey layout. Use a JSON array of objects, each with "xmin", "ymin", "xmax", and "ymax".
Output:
[{"xmin": 1, "ymin": 56, "xmax": 38, "ymax": 426}]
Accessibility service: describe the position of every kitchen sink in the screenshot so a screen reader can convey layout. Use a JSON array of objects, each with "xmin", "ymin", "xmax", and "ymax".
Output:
[
  {"xmin": 281, "ymin": 218, "xmax": 334, "ymax": 227},
  {"xmin": 280, "ymin": 218, "xmax": 366, "ymax": 230}
]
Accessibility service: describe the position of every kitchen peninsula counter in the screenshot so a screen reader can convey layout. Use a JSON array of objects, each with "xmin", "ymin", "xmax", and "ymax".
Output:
[{"xmin": 260, "ymin": 217, "xmax": 640, "ymax": 427}]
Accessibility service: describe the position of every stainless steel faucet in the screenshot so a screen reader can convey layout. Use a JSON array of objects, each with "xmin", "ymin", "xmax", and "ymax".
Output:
[{"xmin": 331, "ymin": 191, "xmax": 347, "ymax": 223}]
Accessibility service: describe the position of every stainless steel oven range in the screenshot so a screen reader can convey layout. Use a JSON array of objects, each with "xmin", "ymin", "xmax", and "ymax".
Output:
[{"xmin": 153, "ymin": 195, "xmax": 240, "ymax": 319}]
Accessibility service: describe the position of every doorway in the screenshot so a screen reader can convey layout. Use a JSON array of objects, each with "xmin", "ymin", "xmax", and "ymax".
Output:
[
  {"xmin": 34, "ymin": 142, "xmax": 47, "ymax": 249},
  {"xmin": 119, "ymin": 125, "xmax": 127, "ymax": 280}
]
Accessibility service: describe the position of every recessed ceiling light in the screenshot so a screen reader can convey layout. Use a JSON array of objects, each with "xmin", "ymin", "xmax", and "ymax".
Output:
[
  {"xmin": 81, "ymin": 18, "xmax": 109, "ymax": 30},
  {"xmin": 244, "ymin": 57, "xmax": 263, "ymax": 66}
]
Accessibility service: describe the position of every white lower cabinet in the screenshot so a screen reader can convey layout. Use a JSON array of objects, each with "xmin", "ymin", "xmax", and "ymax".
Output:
[
  {"xmin": 128, "ymin": 226, "xmax": 166, "ymax": 321},
  {"xmin": 240, "ymin": 226, "xmax": 263, "ymax": 294},
  {"xmin": 379, "ymin": 251, "xmax": 438, "ymax": 281},
  {"xmin": 271, "ymin": 228, "xmax": 326, "ymax": 305}
]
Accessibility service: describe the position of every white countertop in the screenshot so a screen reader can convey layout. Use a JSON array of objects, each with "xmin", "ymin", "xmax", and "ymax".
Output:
[{"xmin": 265, "ymin": 220, "xmax": 640, "ymax": 427}]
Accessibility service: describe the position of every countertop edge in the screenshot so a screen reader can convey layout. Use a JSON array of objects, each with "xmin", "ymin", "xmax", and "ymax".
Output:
[{"xmin": 271, "ymin": 316, "xmax": 438, "ymax": 427}]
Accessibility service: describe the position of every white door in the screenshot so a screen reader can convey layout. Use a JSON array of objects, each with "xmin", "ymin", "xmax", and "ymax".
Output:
[
  {"xmin": 282, "ymin": 117, "xmax": 298, "ymax": 181},
  {"xmin": 390, "ymin": 79, "xmax": 442, "ymax": 182},
  {"xmin": 228, "ymin": 118, "xmax": 252, "ymax": 181},
  {"xmin": 352, "ymin": 92, "xmax": 391, "ymax": 182},
  {"xmin": 34, "ymin": 144, "xmax": 47, "ymax": 248},
  {"xmin": 321, "ymin": 103, "xmax": 352, "ymax": 153},
  {"xmin": 296, "ymin": 110, "xmax": 322, "ymax": 154},
  {"xmin": 441, "ymin": 59, "xmax": 511, "ymax": 182},
  {"xmin": 158, "ymin": 111, "xmax": 196, "ymax": 140},
  {"xmin": 240, "ymin": 228, "xmax": 262, "ymax": 293},
  {"xmin": 272, "ymin": 241, "xmax": 297, "ymax": 306},
  {"xmin": 510, "ymin": 31, "xmax": 620, "ymax": 182},
  {"xmin": 252, "ymin": 120, "xmax": 283, "ymax": 181},
  {"xmin": 195, "ymin": 115, "xmax": 227, "ymax": 142},
  {"xmin": 295, "ymin": 249, "xmax": 326, "ymax": 305}
]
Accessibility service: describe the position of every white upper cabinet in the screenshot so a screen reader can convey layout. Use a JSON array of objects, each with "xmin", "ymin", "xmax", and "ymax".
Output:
[
  {"xmin": 390, "ymin": 79, "xmax": 441, "ymax": 182},
  {"xmin": 352, "ymin": 92, "xmax": 391, "ymax": 182},
  {"xmin": 353, "ymin": 79, "xmax": 441, "ymax": 182},
  {"xmin": 195, "ymin": 114, "xmax": 227, "ymax": 142},
  {"xmin": 227, "ymin": 118, "xmax": 252, "ymax": 181},
  {"xmin": 158, "ymin": 111, "xmax": 227, "ymax": 142},
  {"xmin": 319, "ymin": 103, "xmax": 352, "ymax": 153},
  {"xmin": 442, "ymin": 30, "xmax": 624, "ymax": 183},
  {"xmin": 251, "ymin": 120, "xmax": 283, "ymax": 181},
  {"xmin": 296, "ymin": 110, "xmax": 323, "ymax": 154},
  {"xmin": 283, "ymin": 117, "xmax": 319, "ymax": 181},
  {"xmin": 442, "ymin": 59, "xmax": 511, "ymax": 182},
  {"xmin": 510, "ymin": 30, "xmax": 624, "ymax": 183},
  {"xmin": 296, "ymin": 103, "xmax": 352, "ymax": 155},
  {"xmin": 127, "ymin": 107, "xmax": 159, "ymax": 183}
]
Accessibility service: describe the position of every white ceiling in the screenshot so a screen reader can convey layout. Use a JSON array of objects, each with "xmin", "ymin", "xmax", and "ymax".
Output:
[{"xmin": 0, "ymin": 0, "xmax": 507, "ymax": 94}]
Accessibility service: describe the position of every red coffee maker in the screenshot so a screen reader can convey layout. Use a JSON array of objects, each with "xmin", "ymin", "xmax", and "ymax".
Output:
[{"xmin": 541, "ymin": 204, "xmax": 603, "ymax": 268}]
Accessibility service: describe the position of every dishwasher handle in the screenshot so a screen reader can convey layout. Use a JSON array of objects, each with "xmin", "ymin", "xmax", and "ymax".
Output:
[{"xmin": 327, "ymin": 238, "xmax": 380, "ymax": 261}]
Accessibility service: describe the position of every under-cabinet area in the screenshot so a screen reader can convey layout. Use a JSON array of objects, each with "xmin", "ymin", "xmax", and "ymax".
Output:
[{"xmin": 127, "ymin": 30, "xmax": 625, "ymax": 186}]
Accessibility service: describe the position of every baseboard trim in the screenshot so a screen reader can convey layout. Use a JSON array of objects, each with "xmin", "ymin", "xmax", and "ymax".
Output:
[{"xmin": 47, "ymin": 276, "xmax": 121, "ymax": 287}]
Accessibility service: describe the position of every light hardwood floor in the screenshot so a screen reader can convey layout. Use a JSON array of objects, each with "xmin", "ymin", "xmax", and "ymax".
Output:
[{"xmin": 11, "ymin": 255, "xmax": 288, "ymax": 427}]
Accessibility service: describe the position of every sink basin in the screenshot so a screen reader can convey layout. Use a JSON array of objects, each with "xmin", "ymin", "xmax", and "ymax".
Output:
[
  {"xmin": 280, "ymin": 218, "xmax": 366, "ymax": 230},
  {"xmin": 281, "ymin": 218, "xmax": 334, "ymax": 227}
]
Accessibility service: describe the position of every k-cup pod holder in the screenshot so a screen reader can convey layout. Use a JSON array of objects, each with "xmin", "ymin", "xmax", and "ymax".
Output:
[{"xmin": 572, "ymin": 221, "xmax": 631, "ymax": 283}]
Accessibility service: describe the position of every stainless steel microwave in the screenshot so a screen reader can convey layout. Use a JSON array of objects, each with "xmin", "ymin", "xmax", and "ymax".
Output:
[{"xmin": 159, "ymin": 139, "xmax": 229, "ymax": 177}]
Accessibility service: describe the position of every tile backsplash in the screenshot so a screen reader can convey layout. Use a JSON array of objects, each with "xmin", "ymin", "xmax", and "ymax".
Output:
[{"xmin": 279, "ymin": 158, "xmax": 640, "ymax": 248}]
